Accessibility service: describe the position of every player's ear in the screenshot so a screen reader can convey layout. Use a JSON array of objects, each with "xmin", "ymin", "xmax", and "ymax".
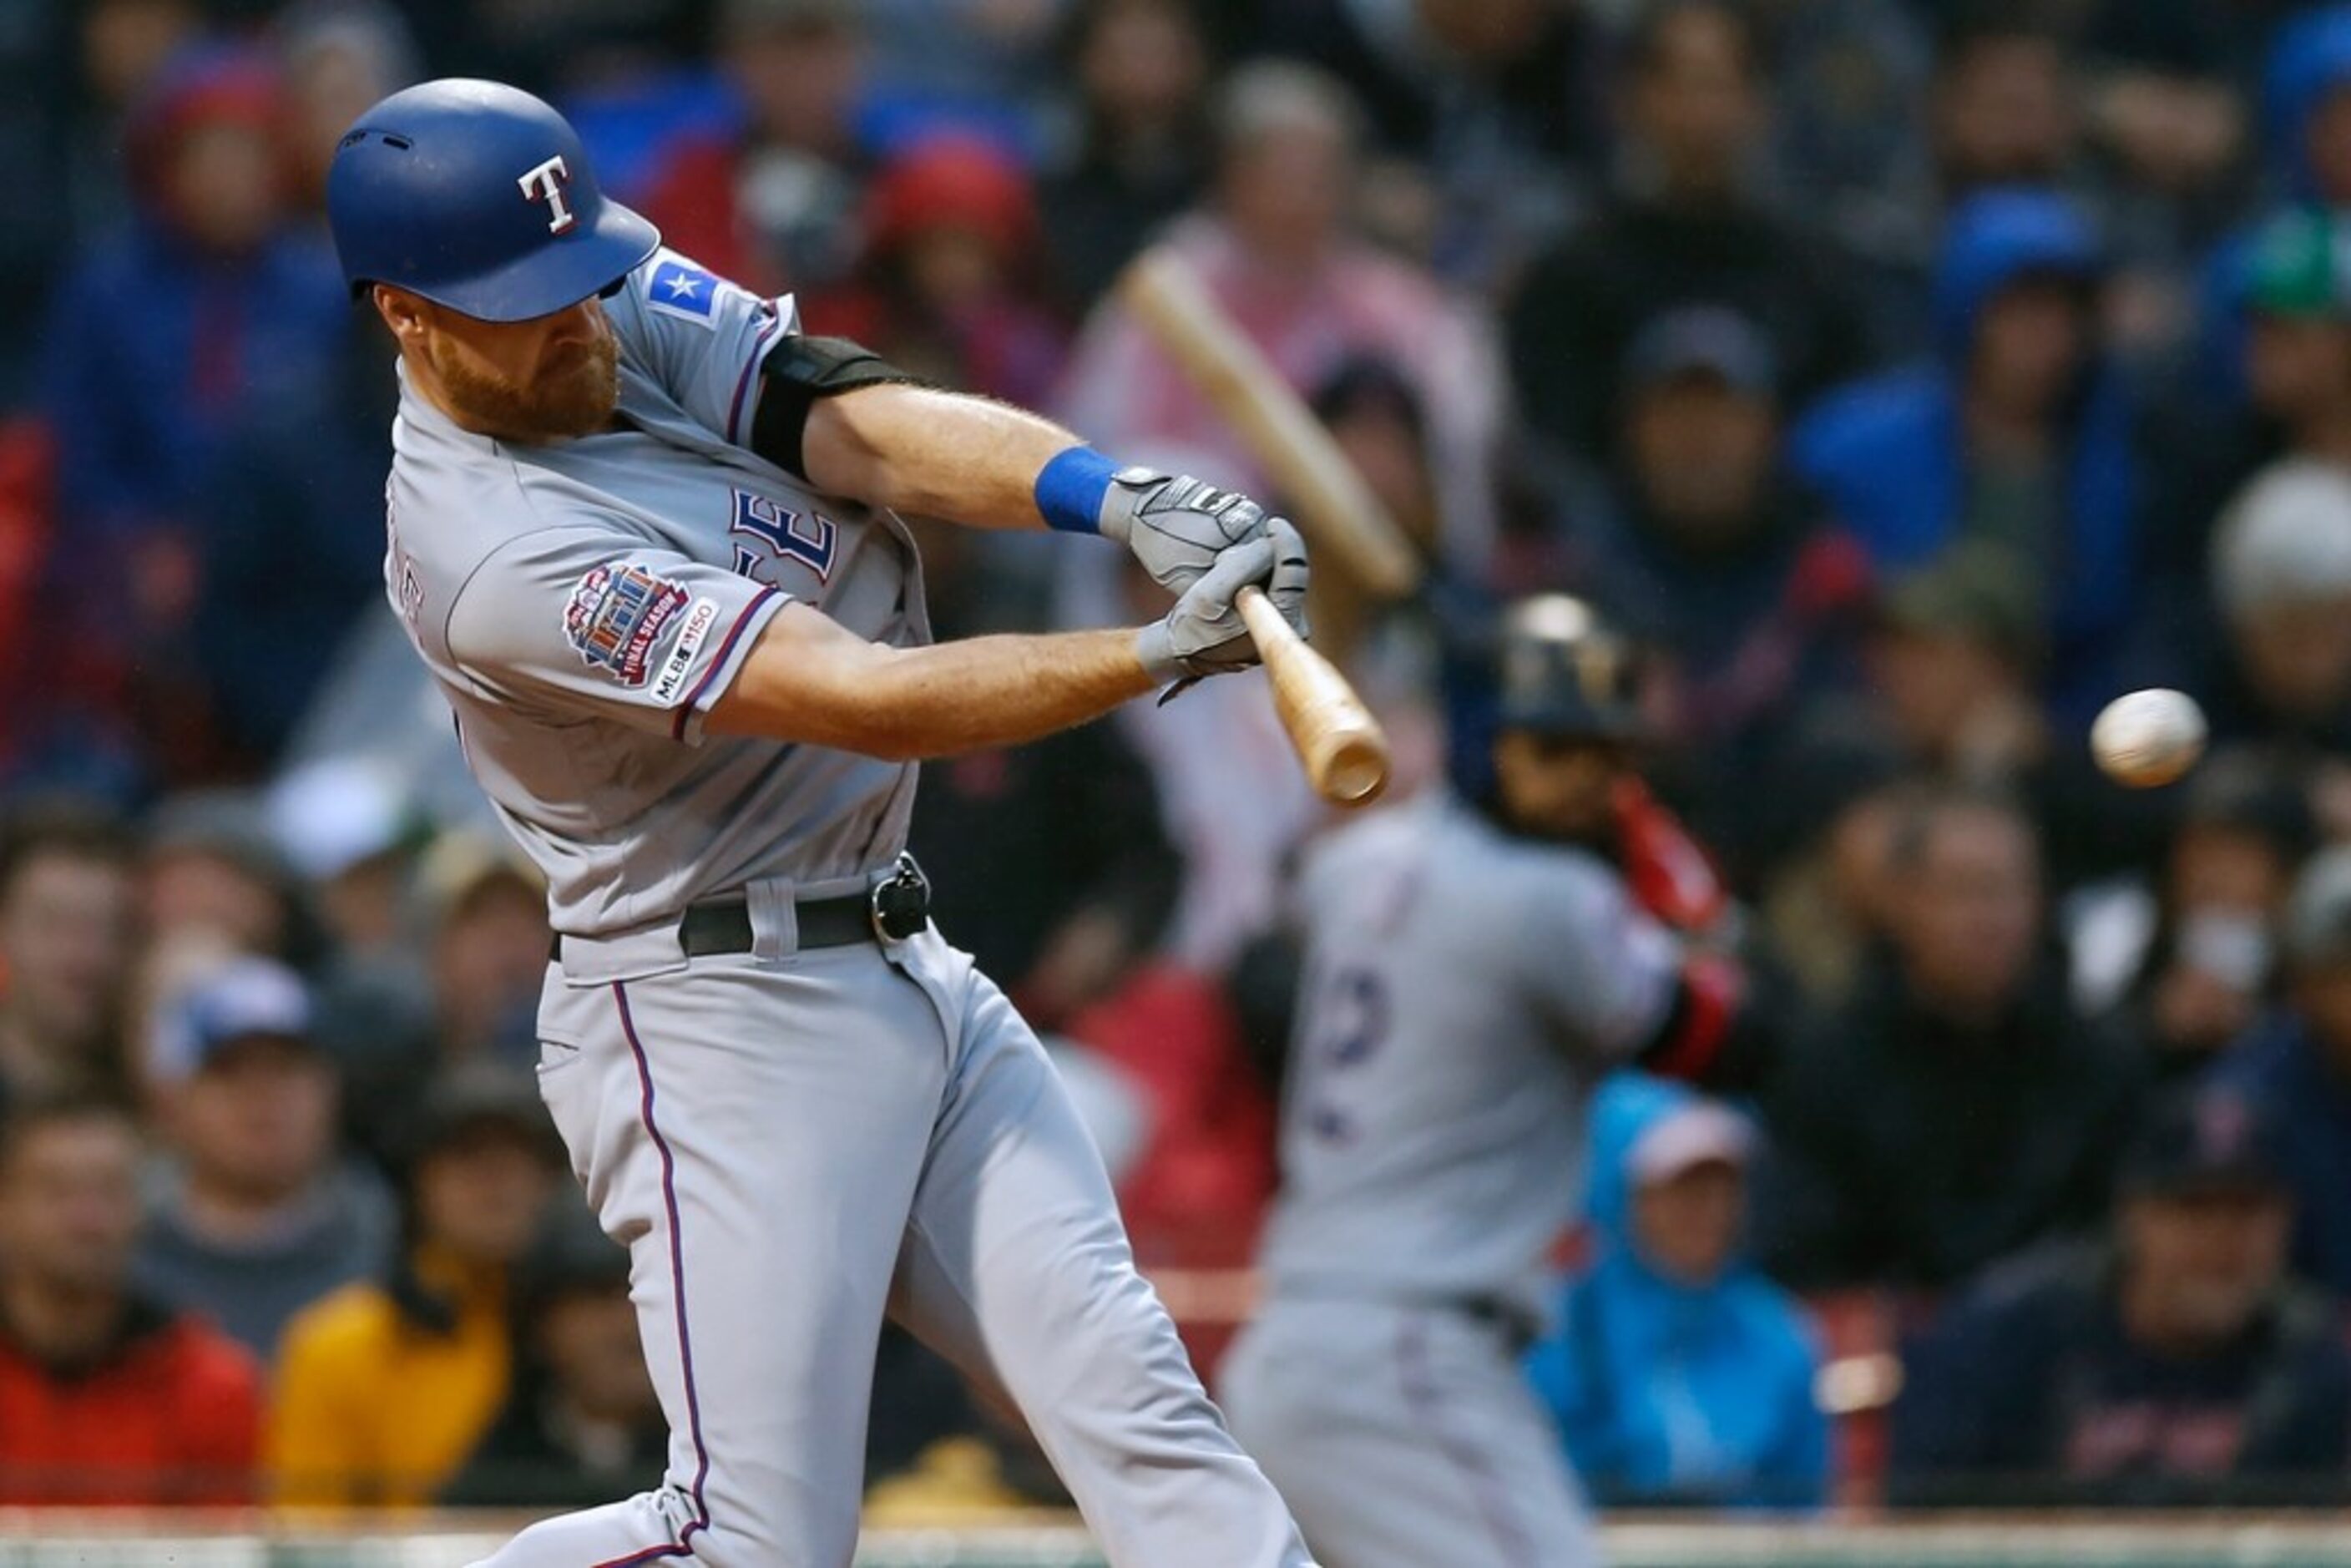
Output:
[{"xmin": 373, "ymin": 284, "xmax": 429, "ymax": 342}]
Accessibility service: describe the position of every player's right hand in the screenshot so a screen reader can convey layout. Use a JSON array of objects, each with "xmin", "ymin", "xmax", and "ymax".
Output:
[
  {"xmin": 1097, "ymin": 468, "xmax": 1278, "ymax": 596},
  {"xmin": 1135, "ymin": 532, "xmax": 1296, "ymax": 680}
]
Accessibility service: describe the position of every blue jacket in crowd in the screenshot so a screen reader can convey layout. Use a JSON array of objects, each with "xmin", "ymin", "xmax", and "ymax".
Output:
[
  {"xmin": 2196, "ymin": 6, "xmax": 2351, "ymax": 398},
  {"xmin": 1790, "ymin": 190, "xmax": 2138, "ymax": 716},
  {"xmin": 43, "ymin": 218, "xmax": 351, "ymax": 551},
  {"xmin": 1524, "ymin": 1074, "xmax": 1828, "ymax": 1510},
  {"xmin": 2206, "ymin": 1012, "xmax": 2351, "ymax": 1297}
]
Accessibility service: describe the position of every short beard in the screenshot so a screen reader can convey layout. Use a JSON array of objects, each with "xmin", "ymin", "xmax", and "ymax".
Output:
[{"xmin": 431, "ymin": 326, "xmax": 619, "ymax": 443}]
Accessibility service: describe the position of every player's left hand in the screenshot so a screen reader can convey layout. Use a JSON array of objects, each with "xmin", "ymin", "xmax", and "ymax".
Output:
[
  {"xmin": 1134, "ymin": 525, "xmax": 1307, "ymax": 681},
  {"xmin": 1097, "ymin": 468, "xmax": 1287, "ymax": 596}
]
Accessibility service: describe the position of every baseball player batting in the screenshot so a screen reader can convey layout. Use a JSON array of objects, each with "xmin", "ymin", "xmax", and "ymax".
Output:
[
  {"xmin": 1219, "ymin": 595, "xmax": 1772, "ymax": 1568},
  {"xmin": 324, "ymin": 80, "xmax": 1316, "ymax": 1567}
]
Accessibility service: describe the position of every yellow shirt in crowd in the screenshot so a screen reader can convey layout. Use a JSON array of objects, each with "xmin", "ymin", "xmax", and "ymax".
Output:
[{"xmin": 267, "ymin": 1251, "xmax": 510, "ymax": 1509}]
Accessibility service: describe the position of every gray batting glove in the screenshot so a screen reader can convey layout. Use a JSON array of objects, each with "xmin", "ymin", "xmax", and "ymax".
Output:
[
  {"xmin": 1135, "ymin": 535, "xmax": 1275, "ymax": 681},
  {"xmin": 1098, "ymin": 468, "xmax": 1280, "ymax": 595},
  {"xmin": 1261, "ymin": 515, "xmax": 1312, "ymax": 641}
]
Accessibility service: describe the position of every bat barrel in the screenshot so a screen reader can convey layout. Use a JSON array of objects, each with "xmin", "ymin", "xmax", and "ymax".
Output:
[{"xmin": 1236, "ymin": 587, "xmax": 1390, "ymax": 807}]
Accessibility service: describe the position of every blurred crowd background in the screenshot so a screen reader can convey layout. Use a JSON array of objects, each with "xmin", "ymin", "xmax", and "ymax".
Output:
[{"xmin": 8, "ymin": 0, "xmax": 2351, "ymax": 1526}]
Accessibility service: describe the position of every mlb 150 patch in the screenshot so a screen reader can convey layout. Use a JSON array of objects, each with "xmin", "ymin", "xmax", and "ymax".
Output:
[
  {"xmin": 648, "ymin": 254, "xmax": 720, "ymax": 324},
  {"xmin": 564, "ymin": 563, "xmax": 690, "ymax": 686}
]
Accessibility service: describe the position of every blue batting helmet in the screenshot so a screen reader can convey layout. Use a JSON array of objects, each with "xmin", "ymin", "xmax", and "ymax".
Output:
[{"xmin": 327, "ymin": 78, "xmax": 660, "ymax": 322}]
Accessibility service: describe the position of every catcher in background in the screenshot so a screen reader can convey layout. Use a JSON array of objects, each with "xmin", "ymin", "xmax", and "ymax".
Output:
[{"xmin": 1221, "ymin": 594, "xmax": 1775, "ymax": 1568}]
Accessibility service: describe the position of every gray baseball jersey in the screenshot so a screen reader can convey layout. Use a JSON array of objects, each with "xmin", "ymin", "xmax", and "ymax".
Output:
[
  {"xmin": 384, "ymin": 248, "xmax": 922, "ymax": 935},
  {"xmin": 1223, "ymin": 792, "xmax": 1678, "ymax": 1568},
  {"xmin": 379, "ymin": 249, "xmax": 1314, "ymax": 1566},
  {"xmin": 1257, "ymin": 791, "xmax": 1680, "ymax": 1323}
]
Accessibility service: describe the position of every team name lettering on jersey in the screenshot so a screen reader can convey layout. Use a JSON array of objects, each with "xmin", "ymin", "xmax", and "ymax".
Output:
[
  {"xmin": 731, "ymin": 488, "xmax": 838, "ymax": 584},
  {"xmin": 518, "ymin": 154, "xmax": 576, "ymax": 234},
  {"xmin": 563, "ymin": 562, "xmax": 689, "ymax": 685}
]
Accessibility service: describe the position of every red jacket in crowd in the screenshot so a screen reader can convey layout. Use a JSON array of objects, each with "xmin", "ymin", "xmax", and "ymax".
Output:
[{"xmin": 0, "ymin": 1297, "xmax": 262, "ymax": 1506}]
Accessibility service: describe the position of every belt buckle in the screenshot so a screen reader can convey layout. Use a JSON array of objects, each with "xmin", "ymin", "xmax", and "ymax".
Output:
[{"xmin": 869, "ymin": 853, "xmax": 931, "ymax": 943}]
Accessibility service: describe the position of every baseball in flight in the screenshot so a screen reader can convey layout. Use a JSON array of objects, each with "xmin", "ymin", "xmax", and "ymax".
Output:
[{"xmin": 2091, "ymin": 687, "xmax": 2207, "ymax": 787}]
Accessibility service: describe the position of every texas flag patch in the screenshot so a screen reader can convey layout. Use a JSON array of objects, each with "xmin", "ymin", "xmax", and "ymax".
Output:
[
  {"xmin": 564, "ymin": 563, "xmax": 690, "ymax": 687},
  {"xmin": 647, "ymin": 255, "xmax": 720, "ymax": 324}
]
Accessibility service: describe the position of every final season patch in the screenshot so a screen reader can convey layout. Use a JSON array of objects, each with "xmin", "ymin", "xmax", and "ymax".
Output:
[{"xmin": 564, "ymin": 563, "xmax": 690, "ymax": 687}]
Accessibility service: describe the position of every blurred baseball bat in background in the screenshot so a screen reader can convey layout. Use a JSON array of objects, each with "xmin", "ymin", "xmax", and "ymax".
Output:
[{"xmin": 1117, "ymin": 249, "xmax": 1424, "ymax": 600}]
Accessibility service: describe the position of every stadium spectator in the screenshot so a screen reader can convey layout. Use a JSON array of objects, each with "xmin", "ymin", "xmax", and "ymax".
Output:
[
  {"xmin": 1850, "ymin": 544, "xmax": 2046, "ymax": 786},
  {"xmin": 2257, "ymin": 7, "xmax": 2351, "ymax": 215},
  {"xmin": 2066, "ymin": 751, "xmax": 2318, "ymax": 1082},
  {"xmin": 0, "ymin": 1095, "xmax": 261, "ymax": 1507},
  {"xmin": 804, "ymin": 136, "xmax": 1070, "ymax": 407},
  {"xmin": 1749, "ymin": 731, "xmax": 1913, "ymax": 1009},
  {"xmin": 1038, "ymin": 0, "xmax": 1216, "ymax": 313},
  {"xmin": 2139, "ymin": 207, "xmax": 2351, "ymax": 632},
  {"xmin": 1764, "ymin": 0, "xmax": 1934, "ymax": 275},
  {"xmin": 423, "ymin": 840, "xmax": 548, "ymax": 1067},
  {"xmin": 0, "ymin": 802, "xmax": 137, "ymax": 1106},
  {"xmin": 271, "ymin": 0, "xmax": 422, "ymax": 220},
  {"xmin": 2184, "ymin": 6, "xmax": 2351, "ymax": 410},
  {"xmin": 1792, "ymin": 188, "xmax": 2140, "ymax": 716},
  {"xmin": 269, "ymin": 1063, "xmax": 561, "ymax": 1508},
  {"xmin": 1251, "ymin": 0, "xmax": 1604, "ymax": 288},
  {"xmin": 41, "ymin": 44, "xmax": 351, "ymax": 784},
  {"xmin": 1544, "ymin": 306, "xmax": 1871, "ymax": 812},
  {"xmin": 63, "ymin": 0, "xmax": 206, "ymax": 245},
  {"xmin": 2076, "ymin": 0, "xmax": 2250, "ymax": 367},
  {"xmin": 2187, "ymin": 460, "xmax": 2351, "ymax": 761},
  {"xmin": 1930, "ymin": 4, "xmax": 2081, "ymax": 205},
  {"xmin": 1757, "ymin": 784, "xmax": 2146, "ymax": 1291},
  {"xmin": 1525, "ymin": 1075, "xmax": 1828, "ymax": 1510},
  {"xmin": 440, "ymin": 1199, "xmax": 663, "ymax": 1508},
  {"xmin": 2205, "ymin": 845, "xmax": 2351, "ymax": 1297},
  {"xmin": 1058, "ymin": 58, "xmax": 1505, "ymax": 569},
  {"xmin": 637, "ymin": 0, "xmax": 871, "ymax": 294},
  {"xmin": 1507, "ymin": 0, "xmax": 1876, "ymax": 464},
  {"xmin": 138, "ymin": 792, "xmax": 316, "ymax": 965},
  {"xmin": 133, "ymin": 956, "xmax": 393, "ymax": 1358},
  {"xmin": 317, "ymin": 831, "xmax": 550, "ymax": 1167},
  {"xmin": 190, "ymin": 307, "xmax": 401, "ymax": 770},
  {"xmin": 1889, "ymin": 1085, "xmax": 2351, "ymax": 1508}
]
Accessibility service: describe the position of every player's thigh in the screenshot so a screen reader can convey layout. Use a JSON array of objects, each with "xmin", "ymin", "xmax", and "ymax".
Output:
[
  {"xmin": 887, "ymin": 952, "xmax": 1157, "ymax": 1391},
  {"xmin": 1224, "ymin": 1301, "xmax": 1599, "ymax": 1568}
]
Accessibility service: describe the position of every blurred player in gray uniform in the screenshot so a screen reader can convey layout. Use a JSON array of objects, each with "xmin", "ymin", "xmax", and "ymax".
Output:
[
  {"xmin": 325, "ymin": 80, "xmax": 1317, "ymax": 1567},
  {"xmin": 1221, "ymin": 595, "xmax": 1771, "ymax": 1568}
]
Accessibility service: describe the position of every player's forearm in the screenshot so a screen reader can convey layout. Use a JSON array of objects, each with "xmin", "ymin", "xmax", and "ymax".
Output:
[
  {"xmin": 705, "ymin": 616, "xmax": 1156, "ymax": 758},
  {"xmin": 800, "ymin": 384, "xmax": 1086, "ymax": 531}
]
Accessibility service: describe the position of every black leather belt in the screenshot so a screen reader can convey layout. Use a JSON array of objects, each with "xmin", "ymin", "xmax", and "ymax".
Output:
[{"xmin": 552, "ymin": 855, "xmax": 931, "ymax": 961}]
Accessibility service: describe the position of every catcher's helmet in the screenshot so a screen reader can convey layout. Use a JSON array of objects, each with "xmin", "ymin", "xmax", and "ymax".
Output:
[
  {"xmin": 327, "ymin": 78, "xmax": 659, "ymax": 322},
  {"xmin": 1492, "ymin": 594, "xmax": 1644, "ymax": 741}
]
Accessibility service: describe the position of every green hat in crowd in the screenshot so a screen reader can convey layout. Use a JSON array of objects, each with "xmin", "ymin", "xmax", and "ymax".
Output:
[{"xmin": 2246, "ymin": 208, "xmax": 2351, "ymax": 318}]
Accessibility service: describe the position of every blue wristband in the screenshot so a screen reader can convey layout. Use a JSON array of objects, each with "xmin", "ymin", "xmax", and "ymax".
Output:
[{"xmin": 1034, "ymin": 446, "xmax": 1119, "ymax": 534}]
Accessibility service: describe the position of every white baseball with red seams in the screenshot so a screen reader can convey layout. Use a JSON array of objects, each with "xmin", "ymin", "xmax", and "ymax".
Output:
[{"xmin": 2091, "ymin": 688, "xmax": 2207, "ymax": 789}]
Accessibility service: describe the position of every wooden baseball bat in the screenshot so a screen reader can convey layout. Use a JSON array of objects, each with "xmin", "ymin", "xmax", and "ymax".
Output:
[
  {"xmin": 1117, "ymin": 249, "xmax": 1424, "ymax": 600},
  {"xmin": 1236, "ymin": 585, "xmax": 1389, "ymax": 807}
]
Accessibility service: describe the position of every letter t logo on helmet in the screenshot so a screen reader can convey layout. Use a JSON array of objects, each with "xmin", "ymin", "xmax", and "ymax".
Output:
[{"xmin": 518, "ymin": 154, "xmax": 577, "ymax": 235}]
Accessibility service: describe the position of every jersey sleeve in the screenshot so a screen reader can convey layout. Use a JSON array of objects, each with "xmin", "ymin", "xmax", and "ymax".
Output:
[
  {"xmin": 444, "ymin": 524, "xmax": 787, "ymax": 743},
  {"xmin": 606, "ymin": 245, "xmax": 796, "ymax": 448},
  {"xmin": 1516, "ymin": 862, "xmax": 1681, "ymax": 1065}
]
